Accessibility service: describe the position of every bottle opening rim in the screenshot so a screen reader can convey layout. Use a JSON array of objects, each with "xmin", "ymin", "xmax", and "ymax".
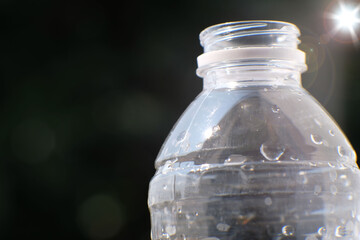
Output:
[{"xmin": 200, "ymin": 20, "xmax": 300, "ymax": 48}]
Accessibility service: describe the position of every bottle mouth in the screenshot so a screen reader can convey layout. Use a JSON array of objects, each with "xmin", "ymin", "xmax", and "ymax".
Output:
[
  {"xmin": 200, "ymin": 20, "xmax": 301, "ymax": 52},
  {"xmin": 197, "ymin": 21, "xmax": 307, "ymax": 77}
]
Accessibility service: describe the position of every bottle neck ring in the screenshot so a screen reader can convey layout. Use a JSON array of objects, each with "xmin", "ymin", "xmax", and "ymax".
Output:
[{"xmin": 197, "ymin": 47, "xmax": 307, "ymax": 77}]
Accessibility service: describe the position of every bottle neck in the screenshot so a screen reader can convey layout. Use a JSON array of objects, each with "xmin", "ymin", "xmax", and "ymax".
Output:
[{"xmin": 196, "ymin": 21, "xmax": 307, "ymax": 90}]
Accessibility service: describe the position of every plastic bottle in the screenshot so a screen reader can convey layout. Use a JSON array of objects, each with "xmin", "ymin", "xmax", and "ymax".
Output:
[{"xmin": 148, "ymin": 21, "xmax": 360, "ymax": 240}]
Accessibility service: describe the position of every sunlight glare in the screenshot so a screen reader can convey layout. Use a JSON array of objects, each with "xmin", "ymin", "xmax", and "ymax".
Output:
[{"xmin": 334, "ymin": 4, "xmax": 360, "ymax": 30}]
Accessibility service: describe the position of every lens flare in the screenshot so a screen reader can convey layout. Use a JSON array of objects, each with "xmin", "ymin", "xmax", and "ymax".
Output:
[
  {"xmin": 325, "ymin": 1, "xmax": 360, "ymax": 44},
  {"xmin": 335, "ymin": 4, "xmax": 360, "ymax": 30}
]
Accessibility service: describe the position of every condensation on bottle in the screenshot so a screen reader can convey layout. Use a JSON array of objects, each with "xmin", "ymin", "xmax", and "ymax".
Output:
[{"xmin": 148, "ymin": 21, "xmax": 360, "ymax": 240}]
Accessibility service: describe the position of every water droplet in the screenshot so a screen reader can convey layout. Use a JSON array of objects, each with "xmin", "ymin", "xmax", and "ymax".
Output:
[
  {"xmin": 328, "ymin": 204, "xmax": 336, "ymax": 214},
  {"xmin": 348, "ymin": 193, "xmax": 353, "ymax": 200},
  {"xmin": 351, "ymin": 210, "xmax": 356, "ymax": 218},
  {"xmin": 340, "ymin": 175, "xmax": 350, "ymax": 187},
  {"xmin": 297, "ymin": 170, "xmax": 308, "ymax": 184},
  {"xmin": 335, "ymin": 226, "xmax": 346, "ymax": 237},
  {"xmin": 180, "ymin": 161, "xmax": 193, "ymax": 169},
  {"xmin": 163, "ymin": 185, "xmax": 168, "ymax": 190},
  {"xmin": 185, "ymin": 213, "xmax": 192, "ymax": 220},
  {"xmin": 196, "ymin": 143, "xmax": 203, "ymax": 149},
  {"xmin": 339, "ymin": 163, "xmax": 348, "ymax": 170},
  {"xmin": 330, "ymin": 185, "xmax": 337, "ymax": 195},
  {"xmin": 260, "ymin": 143, "xmax": 285, "ymax": 161},
  {"xmin": 271, "ymin": 105, "xmax": 280, "ymax": 113},
  {"xmin": 162, "ymin": 160, "xmax": 174, "ymax": 174},
  {"xmin": 200, "ymin": 164, "xmax": 210, "ymax": 171},
  {"xmin": 165, "ymin": 225, "xmax": 176, "ymax": 236},
  {"xmin": 297, "ymin": 91, "xmax": 305, "ymax": 96},
  {"xmin": 224, "ymin": 158, "xmax": 231, "ymax": 164},
  {"xmin": 224, "ymin": 155, "xmax": 247, "ymax": 166},
  {"xmin": 302, "ymin": 176, "xmax": 308, "ymax": 184},
  {"xmin": 241, "ymin": 164, "xmax": 255, "ymax": 171},
  {"xmin": 314, "ymin": 118, "xmax": 322, "ymax": 127},
  {"xmin": 282, "ymin": 225, "xmax": 295, "ymax": 236},
  {"xmin": 177, "ymin": 131, "xmax": 186, "ymax": 142},
  {"xmin": 317, "ymin": 226, "xmax": 327, "ymax": 236},
  {"xmin": 290, "ymin": 155, "xmax": 299, "ymax": 161},
  {"xmin": 184, "ymin": 143, "xmax": 190, "ymax": 151},
  {"xmin": 195, "ymin": 212, "xmax": 199, "ymax": 216},
  {"xmin": 204, "ymin": 128, "xmax": 214, "ymax": 139},
  {"xmin": 216, "ymin": 223, "xmax": 230, "ymax": 232},
  {"xmin": 264, "ymin": 197, "xmax": 272, "ymax": 206},
  {"xmin": 310, "ymin": 134, "xmax": 323, "ymax": 145},
  {"xmin": 314, "ymin": 185, "xmax": 322, "ymax": 195},
  {"xmin": 328, "ymin": 162, "xmax": 336, "ymax": 168},
  {"xmin": 161, "ymin": 233, "xmax": 170, "ymax": 239},
  {"xmin": 309, "ymin": 162, "xmax": 317, "ymax": 167},
  {"xmin": 212, "ymin": 125, "xmax": 220, "ymax": 132},
  {"xmin": 329, "ymin": 129, "xmax": 335, "ymax": 136},
  {"xmin": 337, "ymin": 145, "xmax": 347, "ymax": 157},
  {"xmin": 178, "ymin": 207, "xmax": 182, "ymax": 214},
  {"xmin": 329, "ymin": 169, "xmax": 337, "ymax": 181}
]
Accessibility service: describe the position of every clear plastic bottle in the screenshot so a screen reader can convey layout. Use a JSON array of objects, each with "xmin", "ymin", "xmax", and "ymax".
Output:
[{"xmin": 148, "ymin": 21, "xmax": 360, "ymax": 240}]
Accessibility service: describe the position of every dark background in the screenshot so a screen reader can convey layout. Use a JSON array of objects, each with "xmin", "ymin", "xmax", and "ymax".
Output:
[{"xmin": 0, "ymin": 0, "xmax": 359, "ymax": 239}]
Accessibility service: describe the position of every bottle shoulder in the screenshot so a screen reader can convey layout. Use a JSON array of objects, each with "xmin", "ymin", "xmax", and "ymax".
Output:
[{"xmin": 155, "ymin": 86, "xmax": 356, "ymax": 168}]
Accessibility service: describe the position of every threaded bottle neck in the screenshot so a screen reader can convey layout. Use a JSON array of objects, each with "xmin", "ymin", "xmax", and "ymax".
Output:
[
  {"xmin": 196, "ymin": 21, "xmax": 307, "ymax": 87},
  {"xmin": 200, "ymin": 21, "xmax": 301, "ymax": 52}
]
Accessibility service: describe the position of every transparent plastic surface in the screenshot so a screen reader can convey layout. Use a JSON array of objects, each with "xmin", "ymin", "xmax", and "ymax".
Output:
[{"xmin": 148, "ymin": 21, "xmax": 360, "ymax": 240}]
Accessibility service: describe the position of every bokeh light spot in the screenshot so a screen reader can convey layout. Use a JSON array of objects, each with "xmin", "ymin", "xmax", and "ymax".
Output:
[{"xmin": 77, "ymin": 194, "xmax": 123, "ymax": 239}]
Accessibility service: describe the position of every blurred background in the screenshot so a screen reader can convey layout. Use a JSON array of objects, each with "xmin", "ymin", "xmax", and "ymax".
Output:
[{"xmin": 0, "ymin": 0, "xmax": 359, "ymax": 239}]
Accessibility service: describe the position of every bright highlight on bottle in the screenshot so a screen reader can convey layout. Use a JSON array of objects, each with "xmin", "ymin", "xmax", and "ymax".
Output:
[{"xmin": 327, "ymin": 2, "xmax": 360, "ymax": 43}]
